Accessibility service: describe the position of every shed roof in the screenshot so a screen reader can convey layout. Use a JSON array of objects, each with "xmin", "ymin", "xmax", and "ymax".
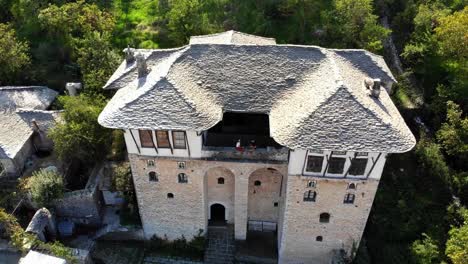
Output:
[
  {"xmin": 0, "ymin": 86, "xmax": 58, "ymax": 111},
  {"xmin": 99, "ymin": 32, "xmax": 416, "ymax": 153},
  {"xmin": 0, "ymin": 110, "xmax": 62, "ymax": 159}
]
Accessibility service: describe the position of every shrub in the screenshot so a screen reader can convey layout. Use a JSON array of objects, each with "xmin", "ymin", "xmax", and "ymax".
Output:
[
  {"xmin": 148, "ymin": 230, "xmax": 205, "ymax": 260},
  {"xmin": 25, "ymin": 168, "xmax": 64, "ymax": 207}
]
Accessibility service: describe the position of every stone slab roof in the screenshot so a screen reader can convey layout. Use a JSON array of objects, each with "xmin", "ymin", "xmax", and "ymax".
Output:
[
  {"xmin": 0, "ymin": 109, "xmax": 62, "ymax": 159},
  {"xmin": 99, "ymin": 32, "xmax": 416, "ymax": 153},
  {"xmin": 189, "ymin": 30, "xmax": 276, "ymax": 45},
  {"xmin": 0, "ymin": 86, "xmax": 58, "ymax": 111}
]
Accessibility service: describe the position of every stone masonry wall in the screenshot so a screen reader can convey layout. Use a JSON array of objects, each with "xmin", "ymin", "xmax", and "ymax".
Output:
[
  {"xmin": 278, "ymin": 176, "xmax": 380, "ymax": 264},
  {"xmin": 129, "ymin": 154, "xmax": 288, "ymax": 241},
  {"xmin": 248, "ymin": 168, "xmax": 283, "ymax": 222}
]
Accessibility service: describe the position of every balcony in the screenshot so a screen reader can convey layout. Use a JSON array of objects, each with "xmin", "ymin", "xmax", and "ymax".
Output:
[{"xmin": 201, "ymin": 112, "xmax": 288, "ymax": 162}]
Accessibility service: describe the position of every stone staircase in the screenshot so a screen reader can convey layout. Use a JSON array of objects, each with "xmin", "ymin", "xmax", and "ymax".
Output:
[{"xmin": 204, "ymin": 225, "xmax": 235, "ymax": 264}]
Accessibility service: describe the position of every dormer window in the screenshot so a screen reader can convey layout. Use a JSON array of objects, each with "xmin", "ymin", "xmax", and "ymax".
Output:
[
  {"xmin": 348, "ymin": 158, "xmax": 368, "ymax": 176},
  {"xmin": 139, "ymin": 130, "xmax": 154, "ymax": 148},
  {"xmin": 156, "ymin": 130, "xmax": 170, "ymax": 148}
]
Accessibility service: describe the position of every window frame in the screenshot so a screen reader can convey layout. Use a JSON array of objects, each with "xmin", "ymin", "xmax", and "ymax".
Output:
[
  {"xmin": 348, "ymin": 158, "xmax": 368, "ymax": 176},
  {"xmin": 303, "ymin": 190, "xmax": 317, "ymax": 202},
  {"xmin": 319, "ymin": 213, "xmax": 330, "ymax": 223},
  {"xmin": 217, "ymin": 177, "xmax": 225, "ymax": 184},
  {"xmin": 178, "ymin": 173, "xmax": 188, "ymax": 183},
  {"xmin": 148, "ymin": 171, "xmax": 158, "ymax": 182},
  {"xmin": 327, "ymin": 157, "xmax": 346, "ymax": 174},
  {"xmin": 172, "ymin": 131, "xmax": 186, "ymax": 149},
  {"xmin": 305, "ymin": 155, "xmax": 324, "ymax": 173},
  {"xmin": 139, "ymin": 130, "xmax": 154, "ymax": 148},
  {"xmin": 344, "ymin": 193, "xmax": 355, "ymax": 204},
  {"xmin": 155, "ymin": 130, "xmax": 171, "ymax": 148}
]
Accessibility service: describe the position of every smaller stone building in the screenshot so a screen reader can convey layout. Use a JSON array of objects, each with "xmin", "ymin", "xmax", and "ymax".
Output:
[{"xmin": 0, "ymin": 86, "xmax": 60, "ymax": 178}]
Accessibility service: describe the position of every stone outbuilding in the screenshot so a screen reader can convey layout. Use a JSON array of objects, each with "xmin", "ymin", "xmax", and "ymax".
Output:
[{"xmin": 0, "ymin": 86, "xmax": 60, "ymax": 178}]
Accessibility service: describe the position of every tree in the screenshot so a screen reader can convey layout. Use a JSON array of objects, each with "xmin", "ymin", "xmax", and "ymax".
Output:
[
  {"xmin": 411, "ymin": 233, "xmax": 441, "ymax": 264},
  {"xmin": 49, "ymin": 94, "xmax": 112, "ymax": 166},
  {"xmin": 435, "ymin": 6, "xmax": 468, "ymax": 60},
  {"xmin": 322, "ymin": 0, "xmax": 390, "ymax": 53},
  {"xmin": 437, "ymin": 101, "xmax": 468, "ymax": 162},
  {"xmin": 0, "ymin": 23, "xmax": 30, "ymax": 85},
  {"xmin": 25, "ymin": 169, "xmax": 64, "ymax": 208},
  {"xmin": 75, "ymin": 32, "xmax": 120, "ymax": 94},
  {"xmin": 446, "ymin": 207, "xmax": 468, "ymax": 264}
]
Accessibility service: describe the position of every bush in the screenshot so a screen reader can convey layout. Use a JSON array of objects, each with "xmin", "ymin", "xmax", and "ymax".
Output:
[
  {"xmin": 147, "ymin": 229, "xmax": 205, "ymax": 260},
  {"xmin": 25, "ymin": 168, "xmax": 64, "ymax": 208}
]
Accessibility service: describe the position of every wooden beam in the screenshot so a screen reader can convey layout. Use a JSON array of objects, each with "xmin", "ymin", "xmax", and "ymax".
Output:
[
  {"xmin": 185, "ymin": 132, "xmax": 191, "ymax": 157},
  {"xmin": 344, "ymin": 153, "xmax": 358, "ymax": 178},
  {"xmin": 129, "ymin": 130, "xmax": 140, "ymax": 154},
  {"xmin": 323, "ymin": 152, "xmax": 333, "ymax": 177},
  {"xmin": 366, "ymin": 153, "xmax": 382, "ymax": 179},
  {"xmin": 149, "ymin": 130, "xmax": 158, "ymax": 154}
]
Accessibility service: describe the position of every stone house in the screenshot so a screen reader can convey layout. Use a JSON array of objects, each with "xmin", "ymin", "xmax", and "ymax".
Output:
[
  {"xmin": 0, "ymin": 86, "xmax": 60, "ymax": 178},
  {"xmin": 98, "ymin": 31, "xmax": 416, "ymax": 263}
]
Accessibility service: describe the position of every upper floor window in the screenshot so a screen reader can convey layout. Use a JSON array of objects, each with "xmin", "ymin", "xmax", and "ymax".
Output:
[
  {"xmin": 344, "ymin": 193, "xmax": 355, "ymax": 204},
  {"xmin": 306, "ymin": 156, "xmax": 323, "ymax": 173},
  {"xmin": 139, "ymin": 130, "xmax": 154, "ymax": 148},
  {"xmin": 254, "ymin": 180, "xmax": 262, "ymax": 186},
  {"xmin": 348, "ymin": 183, "xmax": 357, "ymax": 190},
  {"xmin": 319, "ymin": 213, "xmax": 330, "ymax": 223},
  {"xmin": 327, "ymin": 157, "xmax": 346, "ymax": 174},
  {"xmin": 178, "ymin": 173, "xmax": 188, "ymax": 183},
  {"xmin": 172, "ymin": 131, "xmax": 186, "ymax": 149},
  {"xmin": 307, "ymin": 180, "xmax": 316, "ymax": 188},
  {"xmin": 303, "ymin": 190, "xmax": 317, "ymax": 202},
  {"xmin": 218, "ymin": 177, "xmax": 225, "ymax": 184},
  {"xmin": 348, "ymin": 158, "xmax": 368, "ymax": 176},
  {"xmin": 156, "ymin": 130, "xmax": 170, "ymax": 148}
]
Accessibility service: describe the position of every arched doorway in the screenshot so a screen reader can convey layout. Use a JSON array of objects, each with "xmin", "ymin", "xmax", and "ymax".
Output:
[
  {"xmin": 210, "ymin": 203, "xmax": 226, "ymax": 225},
  {"xmin": 205, "ymin": 167, "xmax": 235, "ymax": 225}
]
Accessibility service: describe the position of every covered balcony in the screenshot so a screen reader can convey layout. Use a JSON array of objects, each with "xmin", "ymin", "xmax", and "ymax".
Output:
[{"xmin": 201, "ymin": 112, "xmax": 288, "ymax": 162}]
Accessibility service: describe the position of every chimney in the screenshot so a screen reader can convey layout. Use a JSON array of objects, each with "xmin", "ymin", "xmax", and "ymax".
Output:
[
  {"xmin": 136, "ymin": 53, "xmax": 148, "ymax": 78},
  {"xmin": 364, "ymin": 78, "xmax": 381, "ymax": 98},
  {"xmin": 65, "ymin": 82, "xmax": 82, "ymax": 96},
  {"xmin": 124, "ymin": 45, "xmax": 135, "ymax": 64}
]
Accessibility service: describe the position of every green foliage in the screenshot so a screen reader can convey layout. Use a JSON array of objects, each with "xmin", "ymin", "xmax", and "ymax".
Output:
[
  {"xmin": 148, "ymin": 229, "xmax": 205, "ymax": 260},
  {"xmin": 0, "ymin": 23, "xmax": 30, "ymax": 85},
  {"xmin": 415, "ymin": 134, "xmax": 450, "ymax": 184},
  {"xmin": 445, "ymin": 207, "xmax": 468, "ymax": 264},
  {"xmin": 435, "ymin": 6, "xmax": 468, "ymax": 60},
  {"xmin": 49, "ymin": 95, "xmax": 112, "ymax": 166},
  {"xmin": 437, "ymin": 101, "xmax": 468, "ymax": 160},
  {"xmin": 323, "ymin": 0, "xmax": 390, "ymax": 53},
  {"xmin": 112, "ymin": 162, "xmax": 132, "ymax": 193},
  {"xmin": 75, "ymin": 32, "xmax": 120, "ymax": 94},
  {"xmin": 0, "ymin": 208, "xmax": 76, "ymax": 263},
  {"xmin": 25, "ymin": 169, "xmax": 64, "ymax": 208},
  {"xmin": 411, "ymin": 233, "xmax": 441, "ymax": 264}
]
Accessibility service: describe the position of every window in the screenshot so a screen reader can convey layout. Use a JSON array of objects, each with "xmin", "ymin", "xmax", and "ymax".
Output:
[
  {"xmin": 167, "ymin": 193, "xmax": 174, "ymax": 198},
  {"xmin": 348, "ymin": 158, "xmax": 368, "ymax": 176},
  {"xmin": 254, "ymin": 180, "xmax": 261, "ymax": 186},
  {"xmin": 306, "ymin": 156, "xmax": 324, "ymax": 172},
  {"xmin": 327, "ymin": 157, "xmax": 346, "ymax": 174},
  {"xmin": 307, "ymin": 180, "xmax": 316, "ymax": 188},
  {"xmin": 177, "ymin": 161, "xmax": 186, "ymax": 169},
  {"xmin": 274, "ymin": 202, "xmax": 279, "ymax": 207},
  {"xmin": 356, "ymin": 152, "xmax": 368, "ymax": 156},
  {"xmin": 149, "ymin": 171, "xmax": 158, "ymax": 182},
  {"xmin": 344, "ymin": 193, "xmax": 355, "ymax": 204},
  {"xmin": 178, "ymin": 173, "xmax": 188, "ymax": 183},
  {"xmin": 139, "ymin": 130, "xmax": 154, "ymax": 148},
  {"xmin": 316, "ymin": 236, "xmax": 323, "ymax": 242},
  {"xmin": 217, "ymin": 177, "xmax": 225, "ymax": 184},
  {"xmin": 332, "ymin": 151, "xmax": 346, "ymax": 155},
  {"xmin": 172, "ymin": 131, "xmax": 186, "ymax": 149},
  {"xmin": 156, "ymin": 130, "xmax": 170, "ymax": 148},
  {"xmin": 303, "ymin": 190, "xmax": 317, "ymax": 202},
  {"xmin": 348, "ymin": 183, "xmax": 357, "ymax": 190},
  {"xmin": 147, "ymin": 160, "xmax": 155, "ymax": 167},
  {"xmin": 319, "ymin": 213, "xmax": 330, "ymax": 223}
]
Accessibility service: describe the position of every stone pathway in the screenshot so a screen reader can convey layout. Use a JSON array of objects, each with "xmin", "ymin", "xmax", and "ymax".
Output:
[{"xmin": 204, "ymin": 225, "xmax": 235, "ymax": 264}]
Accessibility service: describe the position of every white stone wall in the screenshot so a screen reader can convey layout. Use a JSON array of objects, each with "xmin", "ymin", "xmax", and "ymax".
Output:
[
  {"xmin": 278, "ymin": 176, "xmax": 380, "ymax": 264},
  {"xmin": 248, "ymin": 168, "xmax": 283, "ymax": 222}
]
